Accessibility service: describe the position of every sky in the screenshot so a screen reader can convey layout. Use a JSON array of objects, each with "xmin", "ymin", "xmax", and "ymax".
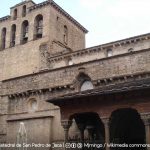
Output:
[{"xmin": 1, "ymin": 0, "xmax": 150, "ymax": 47}]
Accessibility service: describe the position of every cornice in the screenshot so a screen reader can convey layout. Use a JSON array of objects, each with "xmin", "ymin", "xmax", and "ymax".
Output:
[
  {"xmin": 0, "ymin": 16, "xmax": 10, "ymax": 22},
  {"xmin": 10, "ymin": 0, "xmax": 36, "ymax": 9},
  {"xmin": 46, "ymin": 72, "xmax": 150, "ymax": 103},
  {"xmin": 4, "ymin": 84, "xmax": 72, "ymax": 99},
  {"xmin": 4, "ymin": 71, "xmax": 150, "ymax": 101},
  {"xmin": 48, "ymin": 34, "xmax": 150, "ymax": 62}
]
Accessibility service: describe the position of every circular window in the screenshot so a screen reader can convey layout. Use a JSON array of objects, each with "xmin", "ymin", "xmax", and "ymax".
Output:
[{"xmin": 28, "ymin": 98, "xmax": 38, "ymax": 112}]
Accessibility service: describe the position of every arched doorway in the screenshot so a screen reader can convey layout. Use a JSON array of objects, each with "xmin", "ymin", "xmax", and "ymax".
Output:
[
  {"xmin": 109, "ymin": 108, "xmax": 146, "ymax": 150},
  {"xmin": 69, "ymin": 112, "xmax": 105, "ymax": 150}
]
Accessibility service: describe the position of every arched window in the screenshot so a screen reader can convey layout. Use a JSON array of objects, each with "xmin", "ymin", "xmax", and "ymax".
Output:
[
  {"xmin": 21, "ymin": 20, "xmax": 29, "ymax": 44},
  {"xmin": 34, "ymin": 14, "xmax": 43, "ymax": 39},
  {"xmin": 1, "ymin": 28, "xmax": 6, "ymax": 50},
  {"xmin": 10, "ymin": 24, "xmax": 16, "ymax": 47},
  {"xmin": 13, "ymin": 9, "xmax": 17, "ymax": 20},
  {"xmin": 68, "ymin": 58, "xmax": 73, "ymax": 66},
  {"xmin": 28, "ymin": 98, "xmax": 38, "ymax": 112},
  {"xmin": 64, "ymin": 25, "xmax": 68, "ymax": 44},
  {"xmin": 22, "ymin": 5, "xmax": 26, "ymax": 17},
  {"xmin": 107, "ymin": 49, "xmax": 113, "ymax": 57},
  {"xmin": 81, "ymin": 80, "xmax": 94, "ymax": 91}
]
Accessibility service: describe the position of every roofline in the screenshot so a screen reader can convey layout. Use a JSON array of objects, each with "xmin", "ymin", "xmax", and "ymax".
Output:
[
  {"xmin": 82, "ymin": 32, "xmax": 150, "ymax": 51},
  {"xmin": 50, "ymin": 0, "xmax": 88, "ymax": 33},
  {"xmin": 0, "ymin": 15, "xmax": 10, "ymax": 22},
  {"xmin": 29, "ymin": 0, "xmax": 88, "ymax": 33},
  {"xmin": 46, "ymin": 77, "xmax": 150, "ymax": 103},
  {"xmin": 1, "ymin": 0, "xmax": 88, "ymax": 33},
  {"xmin": 82, "ymin": 32, "xmax": 150, "ymax": 50},
  {"xmin": 48, "ymin": 32, "xmax": 150, "ymax": 61},
  {"xmin": 10, "ymin": 0, "xmax": 36, "ymax": 9},
  {"xmin": 100, "ymin": 32, "xmax": 150, "ymax": 47}
]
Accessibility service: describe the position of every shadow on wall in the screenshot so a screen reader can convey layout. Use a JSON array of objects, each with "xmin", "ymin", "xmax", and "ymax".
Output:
[{"xmin": 109, "ymin": 108, "xmax": 146, "ymax": 150}]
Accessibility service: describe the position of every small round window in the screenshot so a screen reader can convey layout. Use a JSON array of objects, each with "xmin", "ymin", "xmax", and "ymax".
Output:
[{"xmin": 28, "ymin": 98, "xmax": 38, "ymax": 112}]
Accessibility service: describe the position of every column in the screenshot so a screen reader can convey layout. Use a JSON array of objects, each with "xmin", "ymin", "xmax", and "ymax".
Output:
[
  {"xmin": 143, "ymin": 118, "xmax": 150, "ymax": 150},
  {"xmin": 78, "ymin": 123, "xmax": 85, "ymax": 150},
  {"xmin": 61, "ymin": 120, "xmax": 72, "ymax": 143},
  {"xmin": 102, "ymin": 119, "xmax": 110, "ymax": 150}
]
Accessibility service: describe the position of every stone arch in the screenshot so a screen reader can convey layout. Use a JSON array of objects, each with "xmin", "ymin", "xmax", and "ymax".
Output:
[
  {"xmin": 1, "ymin": 27, "xmax": 6, "ymax": 50},
  {"xmin": 68, "ymin": 119, "xmax": 81, "ymax": 141},
  {"xmin": 34, "ymin": 14, "xmax": 43, "ymax": 40},
  {"xmin": 21, "ymin": 20, "xmax": 29, "ymax": 44},
  {"xmin": 109, "ymin": 108, "xmax": 146, "ymax": 150},
  {"xmin": 69, "ymin": 112, "xmax": 105, "ymax": 145},
  {"xmin": 10, "ymin": 24, "xmax": 16, "ymax": 47},
  {"xmin": 64, "ymin": 25, "xmax": 68, "ymax": 44},
  {"xmin": 22, "ymin": 5, "xmax": 27, "ymax": 17},
  {"xmin": 75, "ymin": 72, "xmax": 94, "ymax": 91},
  {"xmin": 27, "ymin": 97, "xmax": 38, "ymax": 113},
  {"xmin": 13, "ymin": 8, "xmax": 17, "ymax": 20}
]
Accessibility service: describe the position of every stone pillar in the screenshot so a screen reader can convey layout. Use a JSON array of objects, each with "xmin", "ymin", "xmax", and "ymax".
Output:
[
  {"xmin": 78, "ymin": 123, "xmax": 85, "ymax": 150},
  {"xmin": 142, "ymin": 118, "xmax": 150, "ymax": 150},
  {"xmin": 102, "ymin": 119, "xmax": 110, "ymax": 150},
  {"xmin": 61, "ymin": 120, "xmax": 72, "ymax": 143}
]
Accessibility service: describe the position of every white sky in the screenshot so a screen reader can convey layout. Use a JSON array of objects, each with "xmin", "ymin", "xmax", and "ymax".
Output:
[{"xmin": 1, "ymin": 0, "xmax": 150, "ymax": 47}]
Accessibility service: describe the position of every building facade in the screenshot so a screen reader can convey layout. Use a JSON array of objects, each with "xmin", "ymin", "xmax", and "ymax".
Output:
[{"xmin": 0, "ymin": 0, "xmax": 150, "ymax": 150}]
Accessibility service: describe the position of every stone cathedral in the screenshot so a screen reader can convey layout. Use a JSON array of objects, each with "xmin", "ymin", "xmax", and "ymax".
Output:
[{"xmin": 0, "ymin": 0, "xmax": 150, "ymax": 150}]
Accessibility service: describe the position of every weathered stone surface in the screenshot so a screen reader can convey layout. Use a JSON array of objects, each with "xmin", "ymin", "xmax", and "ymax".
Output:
[
  {"xmin": 2, "ymin": 49, "xmax": 150, "ymax": 96},
  {"xmin": 0, "ymin": 1, "xmax": 86, "ymax": 81},
  {"xmin": 0, "ymin": 0, "xmax": 150, "ymax": 146}
]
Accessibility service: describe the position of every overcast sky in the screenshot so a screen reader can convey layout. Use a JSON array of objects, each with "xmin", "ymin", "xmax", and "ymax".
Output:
[{"xmin": 1, "ymin": 0, "xmax": 150, "ymax": 47}]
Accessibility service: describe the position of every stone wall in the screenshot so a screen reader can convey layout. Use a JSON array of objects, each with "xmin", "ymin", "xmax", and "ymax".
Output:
[
  {"xmin": 2, "ymin": 49, "xmax": 150, "ymax": 96},
  {"xmin": 1, "ymin": 0, "xmax": 150, "ymax": 146},
  {"xmin": 0, "ymin": 4, "xmax": 51, "ymax": 81},
  {"xmin": 0, "ymin": 0, "xmax": 87, "ymax": 144},
  {"xmin": 7, "ymin": 118, "xmax": 52, "ymax": 150},
  {"xmin": 0, "ymin": 93, "xmax": 64, "ymax": 143},
  {"xmin": 49, "ymin": 5, "xmax": 85, "ymax": 55},
  {"xmin": 0, "ymin": 1, "xmax": 86, "ymax": 81},
  {"xmin": 49, "ymin": 37, "xmax": 150, "ymax": 69},
  {"xmin": 0, "ymin": 96, "xmax": 8, "ymax": 143}
]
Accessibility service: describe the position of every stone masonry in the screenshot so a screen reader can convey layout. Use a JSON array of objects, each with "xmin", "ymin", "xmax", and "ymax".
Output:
[{"xmin": 0, "ymin": 0, "xmax": 150, "ymax": 149}]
